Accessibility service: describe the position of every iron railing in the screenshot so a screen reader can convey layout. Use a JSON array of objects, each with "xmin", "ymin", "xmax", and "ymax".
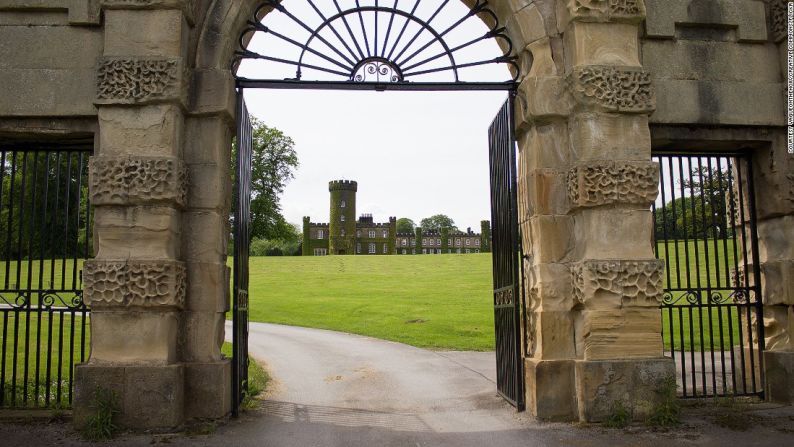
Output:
[
  {"xmin": 0, "ymin": 147, "xmax": 92, "ymax": 408},
  {"xmin": 652, "ymin": 152, "xmax": 763, "ymax": 398}
]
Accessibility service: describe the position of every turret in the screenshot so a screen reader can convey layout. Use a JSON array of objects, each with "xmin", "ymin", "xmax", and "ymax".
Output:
[
  {"xmin": 388, "ymin": 217, "xmax": 397, "ymax": 254},
  {"xmin": 302, "ymin": 216, "xmax": 311, "ymax": 256},
  {"xmin": 328, "ymin": 180, "xmax": 357, "ymax": 255},
  {"xmin": 480, "ymin": 220, "xmax": 491, "ymax": 253}
]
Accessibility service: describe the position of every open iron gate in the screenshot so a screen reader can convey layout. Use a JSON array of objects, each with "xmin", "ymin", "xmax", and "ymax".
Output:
[
  {"xmin": 232, "ymin": 90, "xmax": 252, "ymax": 416},
  {"xmin": 488, "ymin": 95, "xmax": 525, "ymax": 410}
]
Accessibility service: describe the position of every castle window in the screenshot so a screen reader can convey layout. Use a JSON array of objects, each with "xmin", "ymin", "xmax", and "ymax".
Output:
[
  {"xmin": 340, "ymin": 200, "xmax": 346, "ymax": 208},
  {"xmin": 475, "ymin": 239, "xmax": 480, "ymax": 246},
  {"xmin": 383, "ymin": 244, "xmax": 388, "ymax": 254},
  {"xmin": 401, "ymin": 239, "xmax": 407, "ymax": 246},
  {"xmin": 317, "ymin": 230, "xmax": 324, "ymax": 239},
  {"xmin": 466, "ymin": 249, "xmax": 471, "ymax": 254},
  {"xmin": 402, "ymin": 249, "xmax": 407, "ymax": 254},
  {"xmin": 368, "ymin": 243, "xmax": 376, "ymax": 254},
  {"xmin": 436, "ymin": 238, "xmax": 441, "ymax": 245},
  {"xmin": 422, "ymin": 249, "xmax": 427, "ymax": 254},
  {"xmin": 475, "ymin": 249, "xmax": 480, "ymax": 253},
  {"xmin": 356, "ymin": 243, "xmax": 361, "ymax": 254},
  {"xmin": 314, "ymin": 248, "xmax": 327, "ymax": 256},
  {"xmin": 466, "ymin": 239, "xmax": 471, "ymax": 246},
  {"xmin": 448, "ymin": 239, "xmax": 452, "ymax": 245},
  {"xmin": 341, "ymin": 215, "xmax": 345, "ymax": 222},
  {"xmin": 368, "ymin": 230, "xmax": 375, "ymax": 238},
  {"xmin": 382, "ymin": 230, "xmax": 388, "ymax": 238},
  {"xmin": 341, "ymin": 229, "xmax": 345, "ymax": 236},
  {"xmin": 455, "ymin": 239, "xmax": 461, "ymax": 246},
  {"xmin": 422, "ymin": 238, "xmax": 427, "ymax": 245},
  {"xmin": 357, "ymin": 230, "xmax": 361, "ymax": 237}
]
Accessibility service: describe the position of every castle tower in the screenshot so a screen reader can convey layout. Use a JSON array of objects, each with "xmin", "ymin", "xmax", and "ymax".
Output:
[{"xmin": 328, "ymin": 180, "xmax": 357, "ymax": 255}]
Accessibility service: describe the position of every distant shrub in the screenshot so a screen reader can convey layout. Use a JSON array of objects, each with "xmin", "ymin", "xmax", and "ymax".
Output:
[{"xmin": 249, "ymin": 238, "xmax": 301, "ymax": 256}]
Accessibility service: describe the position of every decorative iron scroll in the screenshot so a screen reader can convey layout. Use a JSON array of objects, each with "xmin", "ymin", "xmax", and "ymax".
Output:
[
  {"xmin": 235, "ymin": 0, "xmax": 518, "ymax": 86},
  {"xmin": 0, "ymin": 291, "xmax": 85, "ymax": 310}
]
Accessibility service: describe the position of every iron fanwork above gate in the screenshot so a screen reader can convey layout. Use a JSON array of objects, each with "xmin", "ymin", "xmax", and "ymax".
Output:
[{"xmin": 235, "ymin": 0, "xmax": 518, "ymax": 90}]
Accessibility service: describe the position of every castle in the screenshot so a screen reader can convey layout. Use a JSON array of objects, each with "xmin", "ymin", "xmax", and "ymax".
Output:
[{"xmin": 302, "ymin": 180, "xmax": 491, "ymax": 256}]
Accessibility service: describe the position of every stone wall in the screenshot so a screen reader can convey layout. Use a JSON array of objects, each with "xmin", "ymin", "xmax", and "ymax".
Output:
[{"xmin": 642, "ymin": 0, "xmax": 794, "ymax": 404}]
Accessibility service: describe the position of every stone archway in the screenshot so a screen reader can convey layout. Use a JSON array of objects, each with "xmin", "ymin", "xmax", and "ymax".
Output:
[{"xmin": 74, "ymin": 0, "xmax": 672, "ymax": 429}]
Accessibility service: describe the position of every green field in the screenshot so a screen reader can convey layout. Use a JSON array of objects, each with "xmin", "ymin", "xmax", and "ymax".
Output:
[
  {"xmin": 246, "ymin": 254, "xmax": 495, "ymax": 351},
  {"xmin": 1, "ymin": 240, "xmax": 753, "ymax": 408}
]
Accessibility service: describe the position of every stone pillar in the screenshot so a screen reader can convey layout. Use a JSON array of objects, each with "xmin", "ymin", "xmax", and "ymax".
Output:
[
  {"xmin": 517, "ymin": 0, "xmax": 674, "ymax": 422},
  {"xmin": 757, "ymin": 1, "xmax": 794, "ymax": 403},
  {"xmin": 73, "ymin": 1, "xmax": 231, "ymax": 429}
]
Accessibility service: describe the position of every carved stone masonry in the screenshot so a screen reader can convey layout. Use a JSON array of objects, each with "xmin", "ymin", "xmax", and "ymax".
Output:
[
  {"xmin": 572, "ymin": 260, "xmax": 664, "ymax": 306},
  {"xmin": 569, "ymin": 66, "xmax": 655, "ymax": 113},
  {"xmin": 83, "ymin": 260, "xmax": 186, "ymax": 309},
  {"xmin": 567, "ymin": 161, "xmax": 659, "ymax": 207},
  {"xmin": 769, "ymin": 0, "xmax": 788, "ymax": 43},
  {"xmin": 96, "ymin": 57, "xmax": 182, "ymax": 104},
  {"xmin": 89, "ymin": 156, "xmax": 187, "ymax": 207},
  {"xmin": 564, "ymin": 0, "xmax": 646, "ymax": 22}
]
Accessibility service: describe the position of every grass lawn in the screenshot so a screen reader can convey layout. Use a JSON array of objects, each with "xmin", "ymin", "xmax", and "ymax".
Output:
[{"xmin": 246, "ymin": 254, "xmax": 495, "ymax": 351}]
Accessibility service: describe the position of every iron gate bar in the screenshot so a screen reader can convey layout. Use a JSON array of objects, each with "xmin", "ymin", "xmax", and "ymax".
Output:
[{"xmin": 652, "ymin": 152, "xmax": 763, "ymax": 399}]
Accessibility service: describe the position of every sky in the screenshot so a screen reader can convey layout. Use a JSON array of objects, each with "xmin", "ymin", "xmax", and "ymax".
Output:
[{"xmin": 238, "ymin": 1, "xmax": 512, "ymax": 231}]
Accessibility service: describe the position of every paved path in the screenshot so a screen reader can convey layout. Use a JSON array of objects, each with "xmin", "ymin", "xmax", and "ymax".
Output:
[{"xmin": 2, "ymin": 322, "xmax": 793, "ymax": 446}]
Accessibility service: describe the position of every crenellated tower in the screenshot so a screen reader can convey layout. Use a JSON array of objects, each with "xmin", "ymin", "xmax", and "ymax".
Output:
[{"xmin": 328, "ymin": 180, "xmax": 357, "ymax": 254}]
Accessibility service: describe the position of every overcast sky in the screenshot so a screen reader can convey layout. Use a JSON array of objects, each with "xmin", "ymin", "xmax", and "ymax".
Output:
[{"xmin": 238, "ymin": 1, "xmax": 512, "ymax": 231}]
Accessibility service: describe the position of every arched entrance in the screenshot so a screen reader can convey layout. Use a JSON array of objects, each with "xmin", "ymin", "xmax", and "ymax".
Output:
[
  {"xmin": 229, "ymin": 0, "xmax": 525, "ymax": 415},
  {"xmin": 71, "ymin": 0, "xmax": 676, "ymax": 429}
]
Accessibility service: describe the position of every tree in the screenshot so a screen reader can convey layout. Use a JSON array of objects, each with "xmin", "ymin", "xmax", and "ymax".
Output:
[
  {"xmin": 655, "ymin": 165, "xmax": 734, "ymax": 240},
  {"xmin": 396, "ymin": 218, "xmax": 415, "ymax": 234},
  {"xmin": 234, "ymin": 117, "xmax": 299, "ymax": 241},
  {"xmin": 420, "ymin": 214, "xmax": 457, "ymax": 232}
]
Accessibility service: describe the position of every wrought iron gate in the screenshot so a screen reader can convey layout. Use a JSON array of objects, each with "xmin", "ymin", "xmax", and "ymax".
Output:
[
  {"xmin": 488, "ymin": 96, "xmax": 525, "ymax": 410},
  {"xmin": 232, "ymin": 91, "xmax": 252, "ymax": 416},
  {"xmin": 652, "ymin": 152, "xmax": 763, "ymax": 398},
  {"xmin": 0, "ymin": 146, "xmax": 92, "ymax": 408}
]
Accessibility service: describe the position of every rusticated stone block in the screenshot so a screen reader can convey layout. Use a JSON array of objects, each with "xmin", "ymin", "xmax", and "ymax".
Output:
[
  {"xmin": 89, "ymin": 156, "xmax": 187, "ymax": 207},
  {"xmin": 760, "ymin": 261, "xmax": 794, "ymax": 306},
  {"xmin": 557, "ymin": 0, "xmax": 647, "ymax": 29},
  {"xmin": 575, "ymin": 357, "xmax": 675, "ymax": 422},
  {"xmin": 526, "ymin": 310, "xmax": 577, "ymax": 359},
  {"xmin": 83, "ymin": 260, "xmax": 186, "ymax": 309},
  {"xmin": 96, "ymin": 57, "xmax": 183, "ymax": 104},
  {"xmin": 764, "ymin": 304, "xmax": 794, "ymax": 351},
  {"xmin": 644, "ymin": 0, "xmax": 768, "ymax": 43},
  {"xmin": 564, "ymin": 22, "xmax": 641, "ymax": 69},
  {"xmin": 578, "ymin": 308, "xmax": 664, "ymax": 359},
  {"xmin": 765, "ymin": 350, "xmax": 794, "ymax": 404},
  {"xmin": 567, "ymin": 161, "xmax": 658, "ymax": 207},
  {"xmin": 75, "ymin": 363, "xmax": 185, "ymax": 430},
  {"xmin": 89, "ymin": 310, "xmax": 179, "ymax": 363},
  {"xmin": 572, "ymin": 259, "xmax": 664, "ymax": 306},
  {"xmin": 568, "ymin": 66, "xmax": 655, "ymax": 113},
  {"xmin": 94, "ymin": 206, "xmax": 181, "ymax": 259},
  {"xmin": 101, "ymin": 0, "xmax": 196, "ymax": 25},
  {"xmin": 525, "ymin": 359, "xmax": 577, "ymax": 421},
  {"xmin": 184, "ymin": 360, "xmax": 232, "ymax": 419},
  {"xmin": 569, "ymin": 112, "xmax": 651, "ymax": 161}
]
